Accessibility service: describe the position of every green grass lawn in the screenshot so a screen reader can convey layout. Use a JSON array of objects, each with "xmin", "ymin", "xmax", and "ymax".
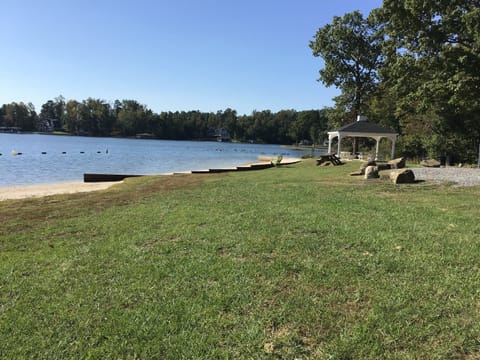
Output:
[{"xmin": 2, "ymin": 160, "xmax": 480, "ymax": 359}]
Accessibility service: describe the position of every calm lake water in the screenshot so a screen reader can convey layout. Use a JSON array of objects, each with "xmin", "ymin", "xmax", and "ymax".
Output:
[{"xmin": 0, "ymin": 134, "xmax": 319, "ymax": 187}]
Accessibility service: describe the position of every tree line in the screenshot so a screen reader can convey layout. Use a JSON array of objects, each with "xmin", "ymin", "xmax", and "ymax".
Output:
[
  {"xmin": 310, "ymin": 0, "xmax": 480, "ymax": 163},
  {"xmin": 0, "ymin": 97, "xmax": 329, "ymax": 145}
]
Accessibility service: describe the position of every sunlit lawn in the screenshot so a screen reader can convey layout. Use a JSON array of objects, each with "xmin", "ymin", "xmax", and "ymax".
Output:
[{"xmin": 1, "ymin": 160, "xmax": 480, "ymax": 358}]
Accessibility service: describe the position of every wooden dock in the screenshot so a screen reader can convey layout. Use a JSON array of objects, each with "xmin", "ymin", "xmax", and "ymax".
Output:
[
  {"xmin": 83, "ymin": 158, "xmax": 302, "ymax": 182},
  {"xmin": 83, "ymin": 173, "xmax": 143, "ymax": 183}
]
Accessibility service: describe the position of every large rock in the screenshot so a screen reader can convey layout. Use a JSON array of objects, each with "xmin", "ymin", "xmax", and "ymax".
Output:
[
  {"xmin": 390, "ymin": 169, "xmax": 415, "ymax": 184},
  {"xmin": 388, "ymin": 157, "xmax": 406, "ymax": 169},
  {"xmin": 377, "ymin": 163, "xmax": 391, "ymax": 171},
  {"xmin": 420, "ymin": 159, "xmax": 441, "ymax": 167},
  {"xmin": 359, "ymin": 160, "xmax": 376, "ymax": 175},
  {"xmin": 365, "ymin": 166, "xmax": 379, "ymax": 179}
]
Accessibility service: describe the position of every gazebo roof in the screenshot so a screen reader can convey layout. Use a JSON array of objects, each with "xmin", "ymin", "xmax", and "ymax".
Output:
[{"xmin": 334, "ymin": 120, "xmax": 397, "ymax": 135}]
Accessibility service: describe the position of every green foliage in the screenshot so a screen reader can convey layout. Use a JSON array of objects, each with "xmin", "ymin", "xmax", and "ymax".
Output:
[
  {"xmin": 0, "ymin": 102, "xmax": 37, "ymax": 131},
  {"xmin": 78, "ymin": 98, "xmax": 115, "ymax": 136},
  {"xmin": 38, "ymin": 96, "xmax": 65, "ymax": 131},
  {"xmin": 313, "ymin": 1, "xmax": 480, "ymax": 162},
  {"xmin": 116, "ymin": 100, "xmax": 152, "ymax": 136},
  {"xmin": 310, "ymin": 11, "xmax": 384, "ymax": 118},
  {"xmin": 64, "ymin": 99, "xmax": 80, "ymax": 133},
  {"xmin": 376, "ymin": 0, "xmax": 480, "ymax": 162}
]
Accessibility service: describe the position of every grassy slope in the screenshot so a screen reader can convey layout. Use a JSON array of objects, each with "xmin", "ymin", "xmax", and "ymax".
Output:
[{"xmin": 1, "ymin": 160, "xmax": 480, "ymax": 359}]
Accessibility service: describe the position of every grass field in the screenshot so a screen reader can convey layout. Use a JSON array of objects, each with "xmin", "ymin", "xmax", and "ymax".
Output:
[{"xmin": 1, "ymin": 160, "xmax": 480, "ymax": 359}]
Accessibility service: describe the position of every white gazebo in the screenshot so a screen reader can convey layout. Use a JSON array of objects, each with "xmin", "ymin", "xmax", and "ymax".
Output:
[{"xmin": 327, "ymin": 116, "xmax": 398, "ymax": 160}]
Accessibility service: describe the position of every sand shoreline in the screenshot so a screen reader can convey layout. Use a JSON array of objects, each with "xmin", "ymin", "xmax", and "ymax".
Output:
[
  {"xmin": 0, "ymin": 181, "xmax": 120, "ymax": 201},
  {"xmin": 0, "ymin": 157, "xmax": 302, "ymax": 201}
]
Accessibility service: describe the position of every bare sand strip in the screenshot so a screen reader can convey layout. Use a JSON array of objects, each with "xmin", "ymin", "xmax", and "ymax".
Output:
[
  {"xmin": 0, "ymin": 181, "xmax": 120, "ymax": 201},
  {"xmin": 0, "ymin": 157, "xmax": 302, "ymax": 201}
]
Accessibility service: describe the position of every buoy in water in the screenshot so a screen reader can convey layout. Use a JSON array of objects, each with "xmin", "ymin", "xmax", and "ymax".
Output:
[
  {"xmin": 41, "ymin": 152, "xmax": 47, "ymax": 154},
  {"xmin": 80, "ymin": 151, "xmax": 85, "ymax": 154},
  {"xmin": 11, "ymin": 150, "xmax": 17, "ymax": 156},
  {"xmin": 62, "ymin": 152, "xmax": 66, "ymax": 154}
]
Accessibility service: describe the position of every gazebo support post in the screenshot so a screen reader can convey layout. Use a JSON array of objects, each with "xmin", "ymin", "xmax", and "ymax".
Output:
[
  {"xmin": 327, "ymin": 134, "xmax": 334, "ymax": 154},
  {"xmin": 337, "ymin": 135, "xmax": 342, "ymax": 157},
  {"xmin": 391, "ymin": 138, "xmax": 396, "ymax": 160},
  {"xmin": 375, "ymin": 137, "xmax": 381, "ymax": 161}
]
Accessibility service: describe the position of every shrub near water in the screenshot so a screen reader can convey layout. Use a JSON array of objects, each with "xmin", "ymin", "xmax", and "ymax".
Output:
[{"xmin": 1, "ymin": 161, "xmax": 480, "ymax": 358}]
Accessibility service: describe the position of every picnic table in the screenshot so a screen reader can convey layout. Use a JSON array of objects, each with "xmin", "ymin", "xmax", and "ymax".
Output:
[{"xmin": 316, "ymin": 153, "xmax": 344, "ymax": 166}]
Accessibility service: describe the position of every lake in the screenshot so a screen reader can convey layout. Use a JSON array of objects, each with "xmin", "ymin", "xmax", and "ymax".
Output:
[{"xmin": 0, "ymin": 134, "xmax": 320, "ymax": 187}]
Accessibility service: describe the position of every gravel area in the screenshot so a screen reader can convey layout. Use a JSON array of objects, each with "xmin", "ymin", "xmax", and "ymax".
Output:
[{"xmin": 411, "ymin": 167, "xmax": 480, "ymax": 187}]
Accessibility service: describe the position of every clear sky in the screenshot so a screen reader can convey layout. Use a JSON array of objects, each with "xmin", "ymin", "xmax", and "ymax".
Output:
[{"xmin": 0, "ymin": 0, "xmax": 382, "ymax": 115}]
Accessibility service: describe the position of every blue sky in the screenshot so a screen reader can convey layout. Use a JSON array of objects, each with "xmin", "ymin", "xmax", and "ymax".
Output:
[{"xmin": 0, "ymin": 0, "xmax": 382, "ymax": 115}]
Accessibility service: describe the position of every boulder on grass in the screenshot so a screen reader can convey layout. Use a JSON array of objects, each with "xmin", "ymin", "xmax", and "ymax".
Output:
[
  {"xmin": 377, "ymin": 163, "xmax": 391, "ymax": 171},
  {"xmin": 388, "ymin": 157, "xmax": 406, "ymax": 169},
  {"xmin": 359, "ymin": 160, "xmax": 376, "ymax": 175},
  {"xmin": 420, "ymin": 159, "xmax": 441, "ymax": 167},
  {"xmin": 365, "ymin": 166, "xmax": 379, "ymax": 179},
  {"xmin": 390, "ymin": 169, "xmax": 415, "ymax": 184}
]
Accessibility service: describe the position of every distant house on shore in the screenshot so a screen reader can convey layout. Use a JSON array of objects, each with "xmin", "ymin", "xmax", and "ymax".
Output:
[
  {"xmin": 136, "ymin": 133, "xmax": 156, "ymax": 139},
  {"xmin": 0, "ymin": 126, "xmax": 22, "ymax": 133},
  {"xmin": 38, "ymin": 118, "xmax": 63, "ymax": 132},
  {"xmin": 207, "ymin": 128, "xmax": 231, "ymax": 142}
]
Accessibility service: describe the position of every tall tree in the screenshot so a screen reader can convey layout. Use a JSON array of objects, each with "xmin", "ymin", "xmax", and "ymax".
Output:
[
  {"xmin": 39, "ymin": 96, "xmax": 65, "ymax": 131},
  {"xmin": 0, "ymin": 102, "xmax": 37, "ymax": 130},
  {"xmin": 76, "ymin": 98, "xmax": 113, "ymax": 136},
  {"xmin": 310, "ymin": 11, "xmax": 384, "ymax": 121},
  {"xmin": 115, "ymin": 100, "xmax": 151, "ymax": 136},
  {"xmin": 274, "ymin": 110, "xmax": 297, "ymax": 144},
  {"xmin": 64, "ymin": 100, "xmax": 80, "ymax": 134},
  {"xmin": 220, "ymin": 108, "xmax": 237, "ymax": 140},
  {"xmin": 373, "ymin": 0, "xmax": 480, "ymax": 160}
]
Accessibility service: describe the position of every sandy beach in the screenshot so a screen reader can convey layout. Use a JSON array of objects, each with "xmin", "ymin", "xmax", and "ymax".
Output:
[
  {"xmin": 0, "ymin": 181, "xmax": 120, "ymax": 201},
  {"xmin": 0, "ymin": 157, "xmax": 302, "ymax": 201}
]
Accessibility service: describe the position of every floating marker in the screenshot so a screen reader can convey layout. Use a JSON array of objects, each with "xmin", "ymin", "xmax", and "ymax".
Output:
[
  {"xmin": 62, "ymin": 152, "xmax": 66, "ymax": 154},
  {"xmin": 80, "ymin": 151, "xmax": 85, "ymax": 154},
  {"xmin": 41, "ymin": 152, "xmax": 47, "ymax": 154},
  {"xmin": 11, "ymin": 150, "xmax": 17, "ymax": 156}
]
